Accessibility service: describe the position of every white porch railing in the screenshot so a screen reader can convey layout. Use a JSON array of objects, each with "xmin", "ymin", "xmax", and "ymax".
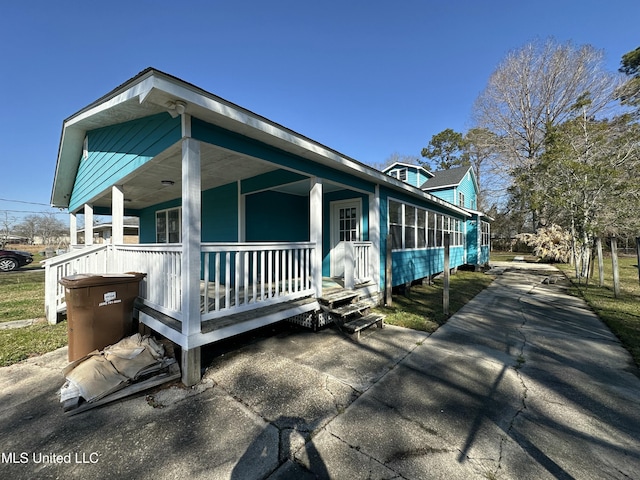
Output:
[
  {"xmin": 44, "ymin": 242, "xmax": 316, "ymax": 326},
  {"xmin": 200, "ymin": 242, "xmax": 315, "ymax": 321},
  {"xmin": 342, "ymin": 241, "xmax": 373, "ymax": 289},
  {"xmin": 44, "ymin": 244, "xmax": 111, "ymax": 324}
]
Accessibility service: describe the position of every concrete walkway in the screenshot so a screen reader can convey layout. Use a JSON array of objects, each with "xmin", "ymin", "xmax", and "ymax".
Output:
[{"xmin": 1, "ymin": 262, "xmax": 639, "ymax": 479}]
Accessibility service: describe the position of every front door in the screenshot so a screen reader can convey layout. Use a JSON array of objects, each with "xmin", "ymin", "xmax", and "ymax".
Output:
[{"xmin": 330, "ymin": 199, "xmax": 362, "ymax": 278}]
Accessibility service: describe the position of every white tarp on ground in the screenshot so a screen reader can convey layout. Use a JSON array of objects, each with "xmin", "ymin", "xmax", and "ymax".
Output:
[{"xmin": 60, "ymin": 334, "xmax": 168, "ymax": 403}]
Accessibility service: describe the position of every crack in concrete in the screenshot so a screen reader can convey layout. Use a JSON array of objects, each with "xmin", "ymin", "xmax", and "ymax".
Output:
[
  {"xmin": 325, "ymin": 430, "xmax": 408, "ymax": 479},
  {"xmin": 494, "ymin": 281, "xmax": 533, "ymax": 478}
]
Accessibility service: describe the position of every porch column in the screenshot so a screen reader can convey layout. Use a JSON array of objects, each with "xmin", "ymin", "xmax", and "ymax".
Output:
[
  {"xmin": 111, "ymin": 185, "xmax": 124, "ymax": 245},
  {"xmin": 369, "ymin": 185, "xmax": 381, "ymax": 293},
  {"xmin": 69, "ymin": 212, "xmax": 77, "ymax": 246},
  {"xmin": 476, "ymin": 214, "xmax": 482, "ymax": 267},
  {"xmin": 84, "ymin": 204, "xmax": 93, "ymax": 246},
  {"xmin": 310, "ymin": 177, "xmax": 323, "ymax": 297},
  {"xmin": 237, "ymin": 179, "xmax": 246, "ymax": 241},
  {"xmin": 181, "ymin": 113, "xmax": 202, "ymax": 386}
]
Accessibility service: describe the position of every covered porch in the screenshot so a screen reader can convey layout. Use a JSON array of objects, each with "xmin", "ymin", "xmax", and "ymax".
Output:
[
  {"xmin": 48, "ymin": 69, "xmax": 388, "ymax": 384},
  {"xmin": 48, "ymin": 122, "xmax": 381, "ymax": 386},
  {"xmin": 45, "ymin": 239, "xmax": 376, "ymax": 384}
]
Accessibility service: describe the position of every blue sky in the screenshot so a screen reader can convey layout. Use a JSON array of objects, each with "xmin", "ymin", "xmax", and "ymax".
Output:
[{"xmin": 0, "ymin": 0, "xmax": 637, "ymax": 223}]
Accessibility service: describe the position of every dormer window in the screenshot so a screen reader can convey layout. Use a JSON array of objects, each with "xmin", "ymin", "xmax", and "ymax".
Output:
[{"xmin": 389, "ymin": 168, "xmax": 407, "ymax": 182}]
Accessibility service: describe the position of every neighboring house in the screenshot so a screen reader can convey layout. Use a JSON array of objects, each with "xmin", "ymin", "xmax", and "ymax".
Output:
[
  {"xmin": 78, "ymin": 220, "xmax": 140, "ymax": 244},
  {"xmin": 46, "ymin": 68, "xmax": 490, "ymax": 385}
]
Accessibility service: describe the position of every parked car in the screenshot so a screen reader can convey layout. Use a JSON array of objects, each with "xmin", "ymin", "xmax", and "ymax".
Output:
[{"xmin": 0, "ymin": 249, "xmax": 34, "ymax": 271}]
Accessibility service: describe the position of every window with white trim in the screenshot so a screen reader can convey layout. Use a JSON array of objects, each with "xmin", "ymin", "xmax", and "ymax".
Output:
[
  {"xmin": 458, "ymin": 192, "xmax": 465, "ymax": 208},
  {"xmin": 481, "ymin": 221, "xmax": 490, "ymax": 246},
  {"xmin": 156, "ymin": 207, "xmax": 181, "ymax": 243},
  {"xmin": 388, "ymin": 199, "xmax": 464, "ymax": 250}
]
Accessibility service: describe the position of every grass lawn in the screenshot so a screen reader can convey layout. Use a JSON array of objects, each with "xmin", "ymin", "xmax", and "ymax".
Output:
[
  {"xmin": 556, "ymin": 255, "xmax": 640, "ymax": 367},
  {"xmin": 374, "ymin": 269, "xmax": 495, "ymax": 333},
  {"xmin": 0, "ymin": 250, "xmax": 68, "ymax": 366},
  {"xmin": 0, "ymin": 268, "xmax": 46, "ymax": 322}
]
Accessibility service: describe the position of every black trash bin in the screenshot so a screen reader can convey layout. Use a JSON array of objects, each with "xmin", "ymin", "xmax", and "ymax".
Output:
[{"xmin": 59, "ymin": 272, "xmax": 146, "ymax": 361}]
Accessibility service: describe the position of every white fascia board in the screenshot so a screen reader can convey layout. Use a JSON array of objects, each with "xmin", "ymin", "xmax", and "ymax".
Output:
[
  {"xmin": 51, "ymin": 77, "xmax": 156, "ymax": 208},
  {"xmin": 65, "ymin": 77, "xmax": 156, "ymax": 127},
  {"xmin": 151, "ymin": 77, "xmax": 468, "ymax": 217}
]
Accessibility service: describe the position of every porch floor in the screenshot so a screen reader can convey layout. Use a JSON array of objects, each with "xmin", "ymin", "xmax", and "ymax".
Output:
[{"xmin": 137, "ymin": 296, "xmax": 318, "ymax": 337}]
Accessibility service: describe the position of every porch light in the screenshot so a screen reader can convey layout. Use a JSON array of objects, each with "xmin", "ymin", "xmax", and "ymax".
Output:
[{"xmin": 161, "ymin": 180, "xmax": 175, "ymax": 186}]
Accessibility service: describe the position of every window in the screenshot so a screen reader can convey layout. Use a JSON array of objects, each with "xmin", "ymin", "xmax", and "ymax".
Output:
[
  {"xmin": 458, "ymin": 192, "xmax": 465, "ymax": 208},
  {"xmin": 427, "ymin": 211, "xmax": 435, "ymax": 246},
  {"xmin": 435, "ymin": 214, "xmax": 443, "ymax": 247},
  {"xmin": 156, "ymin": 207, "xmax": 181, "ymax": 243},
  {"xmin": 405, "ymin": 205, "xmax": 416, "ymax": 248},
  {"xmin": 417, "ymin": 210, "xmax": 426, "ymax": 248},
  {"xmin": 481, "ymin": 221, "xmax": 490, "ymax": 246},
  {"xmin": 389, "ymin": 200, "xmax": 403, "ymax": 249},
  {"xmin": 389, "ymin": 199, "xmax": 465, "ymax": 250}
]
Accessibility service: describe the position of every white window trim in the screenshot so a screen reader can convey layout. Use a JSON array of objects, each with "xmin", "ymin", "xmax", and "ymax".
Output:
[
  {"xmin": 388, "ymin": 197, "xmax": 464, "ymax": 251},
  {"xmin": 156, "ymin": 206, "xmax": 182, "ymax": 243}
]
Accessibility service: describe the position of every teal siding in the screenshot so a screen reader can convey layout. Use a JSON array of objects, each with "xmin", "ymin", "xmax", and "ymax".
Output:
[
  {"xmin": 379, "ymin": 185, "xmax": 468, "ymax": 287},
  {"xmin": 467, "ymin": 220, "xmax": 478, "ymax": 264},
  {"xmin": 458, "ymin": 171, "xmax": 477, "ymax": 209},
  {"xmin": 192, "ymin": 118, "xmax": 376, "ymax": 194},
  {"xmin": 246, "ymin": 191, "xmax": 308, "ymax": 241},
  {"xmin": 480, "ymin": 246, "xmax": 490, "ymax": 265},
  {"xmin": 417, "ymin": 169, "xmax": 431, "ymax": 187},
  {"xmin": 429, "ymin": 188, "xmax": 455, "ymax": 205},
  {"xmin": 202, "ymin": 183, "xmax": 238, "ymax": 242},
  {"xmin": 406, "ymin": 168, "xmax": 420, "ymax": 188},
  {"xmin": 391, "ymin": 246, "xmax": 465, "ymax": 286},
  {"xmin": 138, "ymin": 182, "xmax": 239, "ymax": 243},
  {"xmin": 69, "ymin": 113, "xmax": 181, "ymax": 212}
]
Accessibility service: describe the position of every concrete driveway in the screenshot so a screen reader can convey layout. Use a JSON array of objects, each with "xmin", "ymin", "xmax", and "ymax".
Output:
[{"xmin": 1, "ymin": 262, "xmax": 639, "ymax": 479}]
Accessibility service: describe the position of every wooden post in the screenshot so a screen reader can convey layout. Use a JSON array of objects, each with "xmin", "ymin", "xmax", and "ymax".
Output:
[
  {"xmin": 385, "ymin": 233, "xmax": 392, "ymax": 306},
  {"xmin": 443, "ymin": 233, "xmax": 450, "ymax": 317},
  {"xmin": 112, "ymin": 185, "xmax": 124, "ymax": 245},
  {"xmin": 310, "ymin": 178, "xmax": 323, "ymax": 298},
  {"xmin": 611, "ymin": 236, "xmax": 620, "ymax": 299},
  {"xmin": 636, "ymin": 237, "xmax": 640, "ymax": 286},
  {"xmin": 181, "ymin": 117, "xmax": 202, "ymax": 386},
  {"xmin": 596, "ymin": 237, "xmax": 604, "ymax": 287},
  {"xmin": 344, "ymin": 241, "xmax": 355, "ymax": 289}
]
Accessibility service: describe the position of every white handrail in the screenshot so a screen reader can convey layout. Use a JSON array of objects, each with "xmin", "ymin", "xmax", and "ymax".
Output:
[{"xmin": 44, "ymin": 242, "xmax": 319, "ymax": 326}]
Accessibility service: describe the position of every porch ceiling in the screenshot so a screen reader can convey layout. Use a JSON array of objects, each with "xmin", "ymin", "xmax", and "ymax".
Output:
[{"xmin": 91, "ymin": 143, "xmax": 278, "ymax": 211}]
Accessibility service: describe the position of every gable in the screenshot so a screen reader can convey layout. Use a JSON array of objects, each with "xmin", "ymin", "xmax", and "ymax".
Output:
[{"xmin": 68, "ymin": 113, "xmax": 181, "ymax": 212}]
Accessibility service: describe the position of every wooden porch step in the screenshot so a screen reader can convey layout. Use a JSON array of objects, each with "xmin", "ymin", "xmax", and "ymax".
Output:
[
  {"xmin": 343, "ymin": 314, "xmax": 385, "ymax": 341},
  {"xmin": 318, "ymin": 289, "xmax": 359, "ymax": 308},
  {"xmin": 329, "ymin": 300, "xmax": 376, "ymax": 318}
]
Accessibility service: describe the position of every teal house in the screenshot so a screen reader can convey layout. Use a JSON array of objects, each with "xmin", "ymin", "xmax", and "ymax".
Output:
[{"xmin": 47, "ymin": 68, "xmax": 490, "ymax": 384}]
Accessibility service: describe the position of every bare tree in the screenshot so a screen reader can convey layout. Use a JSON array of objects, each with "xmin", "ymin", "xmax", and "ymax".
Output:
[
  {"xmin": 473, "ymin": 38, "xmax": 622, "ymax": 227},
  {"xmin": 37, "ymin": 213, "xmax": 67, "ymax": 245},
  {"xmin": 368, "ymin": 152, "xmax": 421, "ymax": 172},
  {"xmin": 14, "ymin": 214, "xmax": 40, "ymax": 245},
  {"xmin": 474, "ymin": 38, "xmax": 620, "ymax": 169},
  {"xmin": 1, "ymin": 211, "xmax": 17, "ymax": 247}
]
